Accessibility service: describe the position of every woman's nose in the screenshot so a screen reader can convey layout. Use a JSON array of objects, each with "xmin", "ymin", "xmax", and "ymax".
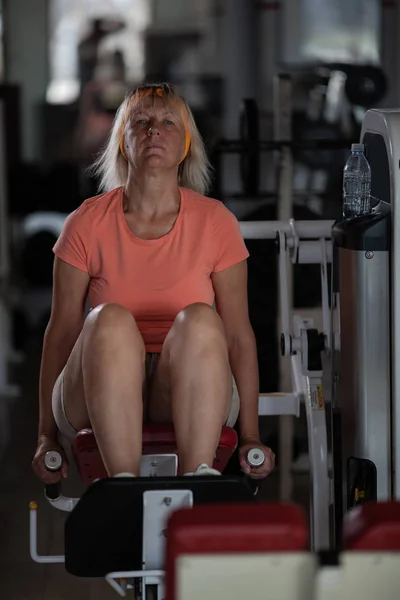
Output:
[{"xmin": 147, "ymin": 122, "xmax": 160, "ymax": 135}]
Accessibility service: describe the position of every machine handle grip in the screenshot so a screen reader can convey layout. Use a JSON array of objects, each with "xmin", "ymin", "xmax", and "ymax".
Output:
[
  {"xmin": 45, "ymin": 483, "xmax": 61, "ymax": 500},
  {"xmin": 44, "ymin": 450, "xmax": 63, "ymax": 471},
  {"xmin": 44, "ymin": 451, "xmax": 62, "ymax": 501},
  {"xmin": 247, "ymin": 448, "xmax": 265, "ymax": 468}
]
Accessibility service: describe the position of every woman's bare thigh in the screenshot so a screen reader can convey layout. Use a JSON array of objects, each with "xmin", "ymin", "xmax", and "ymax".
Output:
[
  {"xmin": 60, "ymin": 305, "xmax": 147, "ymax": 430},
  {"xmin": 61, "ymin": 331, "xmax": 90, "ymax": 431}
]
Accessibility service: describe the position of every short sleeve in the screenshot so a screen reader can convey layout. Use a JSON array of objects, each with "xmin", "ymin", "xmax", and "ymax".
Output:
[
  {"xmin": 212, "ymin": 202, "xmax": 249, "ymax": 272},
  {"xmin": 52, "ymin": 204, "xmax": 91, "ymax": 273}
]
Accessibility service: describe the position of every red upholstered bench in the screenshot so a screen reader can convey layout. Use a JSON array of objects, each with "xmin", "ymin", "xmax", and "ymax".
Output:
[
  {"xmin": 73, "ymin": 424, "xmax": 238, "ymax": 484},
  {"xmin": 342, "ymin": 501, "xmax": 400, "ymax": 551},
  {"xmin": 165, "ymin": 502, "xmax": 309, "ymax": 600}
]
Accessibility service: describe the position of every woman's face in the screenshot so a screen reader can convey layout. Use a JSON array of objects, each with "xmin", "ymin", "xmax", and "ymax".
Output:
[{"xmin": 122, "ymin": 95, "xmax": 187, "ymax": 170}]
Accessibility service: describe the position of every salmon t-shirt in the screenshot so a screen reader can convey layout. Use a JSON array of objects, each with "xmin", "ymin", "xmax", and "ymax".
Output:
[{"xmin": 53, "ymin": 186, "xmax": 249, "ymax": 352}]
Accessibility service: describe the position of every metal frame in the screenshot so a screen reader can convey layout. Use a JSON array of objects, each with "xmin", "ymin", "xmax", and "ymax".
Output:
[
  {"xmin": 30, "ymin": 486, "xmax": 194, "ymax": 599},
  {"xmin": 29, "ymin": 453, "xmax": 186, "ymax": 598},
  {"xmin": 29, "ymin": 218, "xmax": 335, "ymax": 599},
  {"xmin": 36, "ymin": 453, "xmax": 179, "ymax": 513},
  {"xmin": 240, "ymin": 218, "xmax": 332, "ymax": 551},
  {"xmin": 29, "ymin": 454, "xmax": 184, "ymax": 598}
]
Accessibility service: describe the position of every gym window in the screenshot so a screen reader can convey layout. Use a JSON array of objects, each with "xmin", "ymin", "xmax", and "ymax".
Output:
[
  {"xmin": 282, "ymin": 0, "xmax": 381, "ymax": 66},
  {"xmin": 47, "ymin": 0, "xmax": 150, "ymax": 104}
]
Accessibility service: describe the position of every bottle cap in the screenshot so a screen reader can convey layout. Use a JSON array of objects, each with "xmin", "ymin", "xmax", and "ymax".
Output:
[{"xmin": 351, "ymin": 143, "xmax": 364, "ymax": 152}]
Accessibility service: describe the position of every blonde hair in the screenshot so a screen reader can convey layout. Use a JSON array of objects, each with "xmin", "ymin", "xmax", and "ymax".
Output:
[{"xmin": 90, "ymin": 82, "xmax": 212, "ymax": 195}]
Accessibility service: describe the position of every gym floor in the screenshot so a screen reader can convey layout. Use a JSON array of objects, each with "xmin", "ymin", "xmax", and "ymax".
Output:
[{"xmin": 0, "ymin": 333, "xmax": 310, "ymax": 599}]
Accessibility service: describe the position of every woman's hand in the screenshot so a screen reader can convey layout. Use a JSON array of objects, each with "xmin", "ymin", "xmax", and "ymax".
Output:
[
  {"xmin": 32, "ymin": 434, "xmax": 69, "ymax": 484},
  {"xmin": 238, "ymin": 437, "xmax": 275, "ymax": 479}
]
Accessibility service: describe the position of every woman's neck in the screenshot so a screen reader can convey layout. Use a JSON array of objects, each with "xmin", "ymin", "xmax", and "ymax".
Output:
[{"xmin": 124, "ymin": 169, "xmax": 180, "ymax": 215}]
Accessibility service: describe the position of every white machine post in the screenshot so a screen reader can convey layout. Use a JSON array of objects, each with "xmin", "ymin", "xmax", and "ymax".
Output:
[
  {"xmin": 278, "ymin": 225, "xmax": 331, "ymax": 551},
  {"xmin": 104, "ymin": 486, "xmax": 194, "ymax": 599},
  {"xmin": 240, "ymin": 219, "xmax": 333, "ymax": 551}
]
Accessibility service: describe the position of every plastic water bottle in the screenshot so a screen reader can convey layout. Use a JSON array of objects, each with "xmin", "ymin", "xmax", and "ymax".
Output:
[{"xmin": 342, "ymin": 143, "xmax": 371, "ymax": 218}]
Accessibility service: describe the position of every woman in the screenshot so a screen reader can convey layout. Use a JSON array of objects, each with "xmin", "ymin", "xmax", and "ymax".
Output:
[{"xmin": 32, "ymin": 83, "xmax": 275, "ymax": 483}]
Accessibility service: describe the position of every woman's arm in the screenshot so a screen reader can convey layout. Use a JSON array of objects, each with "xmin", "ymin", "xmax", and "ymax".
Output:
[
  {"xmin": 38, "ymin": 257, "xmax": 90, "ymax": 440},
  {"xmin": 212, "ymin": 260, "xmax": 259, "ymax": 439},
  {"xmin": 212, "ymin": 260, "xmax": 275, "ymax": 478}
]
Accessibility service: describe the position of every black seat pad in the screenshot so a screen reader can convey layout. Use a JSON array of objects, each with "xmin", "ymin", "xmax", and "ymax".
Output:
[{"xmin": 65, "ymin": 475, "xmax": 256, "ymax": 577}]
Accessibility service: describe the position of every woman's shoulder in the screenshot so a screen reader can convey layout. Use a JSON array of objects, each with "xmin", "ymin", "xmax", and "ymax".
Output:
[
  {"xmin": 76, "ymin": 186, "xmax": 122, "ymax": 217},
  {"xmin": 70, "ymin": 188, "xmax": 121, "ymax": 221},
  {"xmin": 182, "ymin": 187, "xmax": 229, "ymax": 216},
  {"xmin": 182, "ymin": 187, "xmax": 238, "ymax": 224}
]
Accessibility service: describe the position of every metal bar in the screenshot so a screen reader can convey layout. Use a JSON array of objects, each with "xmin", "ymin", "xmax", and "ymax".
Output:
[
  {"xmin": 105, "ymin": 571, "xmax": 164, "ymax": 598},
  {"xmin": 0, "ymin": 100, "xmax": 19, "ymax": 397},
  {"xmin": 215, "ymin": 138, "xmax": 354, "ymax": 153},
  {"xmin": 0, "ymin": 299, "xmax": 20, "ymax": 396},
  {"xmin": 278, "ymin": 231, "xmax": 290, "ymax": 338},
  {"xmin": 239, "ymin": 219, "xmax": 334, "ymax": 240},
  {"xmin": 46, "ymin": 494, "xmax": 79, "ymax": 512},
  {"xmin": 320, "ymin": 238, "xmax": 331, "ymax": 346},
  {"xmin": 273, "ymin": 74, "xmax": 292, "ymax": 142},
  {"xmin": 0, "ymin": 101, "xmax": 9, "ymax": 280},
  {"xmin": 297, "ymin": 240, "xmax": 333, "ymax": 264},
  {"xmin": 290, "ymin": 352, "xmax": 307, "ymax": 398},
  {"xmin": 275, "ymin": 76, "xmax": 295, "ymax": 504},
  {"xmin": 279, "ymin": 416, "xmax": 294, "ymax": 502},
  {"xmin": 305, "ymin": 376, "xmax": 330, "ymax": 551},
  {"xmin": 258, "ymin": 393, "xmax": 300, "ymax": 417},
  {"xmin": 29, "ymin": 504, "xmax": 65, "ymax": 563}
]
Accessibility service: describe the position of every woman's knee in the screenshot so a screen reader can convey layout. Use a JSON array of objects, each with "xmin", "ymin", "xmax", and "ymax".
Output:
[
  {"xmin": 172, "ymin": 303, "xmax": 226, "ymax": 347},
  {"xmin": 84, "ymin": 303, "xmax": 144, "ymax": 349}
]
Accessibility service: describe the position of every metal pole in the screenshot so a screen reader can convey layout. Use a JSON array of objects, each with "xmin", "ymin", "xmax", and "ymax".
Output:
[
  {"xmin": 239, "ymin": 219, "xmax": 334, "ymax": 240},
  {"xmin": 221, "ymin": 0, "xmax": 257, "ymax": 195},
  {"xmin": 274, "ymin": 74, "xmax": 294, "ymax": 502},
  {"xmin": 0, "ymin": 100, "xmax": 19, "ymax": 397}
]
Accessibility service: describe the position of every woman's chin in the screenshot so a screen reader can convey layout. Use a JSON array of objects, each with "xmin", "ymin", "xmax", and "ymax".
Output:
[{"xmin": 140, "ymin": 156, "xmax": 178, "ymax": 170}]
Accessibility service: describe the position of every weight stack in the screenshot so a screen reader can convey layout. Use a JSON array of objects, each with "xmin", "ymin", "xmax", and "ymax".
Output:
[{"xmin": 330, "ymin": 203, "xmax": 391, "ymax": 545}]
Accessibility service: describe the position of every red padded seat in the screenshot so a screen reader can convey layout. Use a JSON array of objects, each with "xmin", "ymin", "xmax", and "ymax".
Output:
[
  {"xmin": 343, "ymin": 502, "xmax": 400, "ymax": 551},
  {"xmin": 165, "ymin": 503, "xmax": 308, "ymax": 600},
  {"xmin": 73, "ymin": 424, "xmax": 238, "ymax": 484}
]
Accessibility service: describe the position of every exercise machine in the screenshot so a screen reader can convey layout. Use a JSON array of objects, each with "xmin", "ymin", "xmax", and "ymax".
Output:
[
  {"xmin": 30, "ymin": 424, "xmax": 267, "ymax": 597},
  {"xmin": 29, "ymin": 106, "xmax": 400, "ymax": 596},
  {"xmin": 30, "ymin": 453, "xmax": 400, "ymax": 599},
  {"xmin": 242, "ymin": 108, "xmax": 400, "ymax": 549},
  {"xmin": 29, "ymin": 213, "xmax": 334, "ymax": 598}
]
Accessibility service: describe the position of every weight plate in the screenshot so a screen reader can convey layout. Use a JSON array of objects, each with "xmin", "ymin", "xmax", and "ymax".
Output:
[{"xmin": 344, "ymin": 65, "xmax": 387, "ymax": 108}]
